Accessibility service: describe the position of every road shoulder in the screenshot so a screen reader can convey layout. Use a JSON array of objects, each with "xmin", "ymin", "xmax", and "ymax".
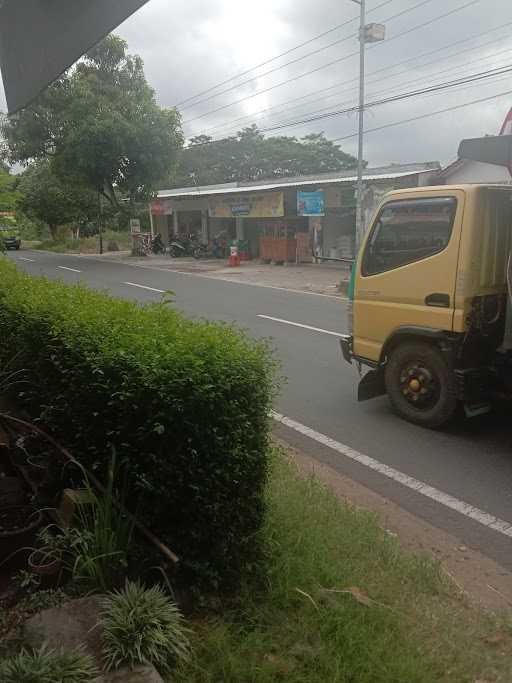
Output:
[
  {"xmin": 70, "ymin": 251, "xmax": 349, "ymax": 298},
  {"xmin": 277, "ymin": 436, "xmax": 512, "ymax": 611}
]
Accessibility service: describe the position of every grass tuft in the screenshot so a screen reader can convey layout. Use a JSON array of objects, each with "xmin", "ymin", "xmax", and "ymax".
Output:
[
  {"xmin": 173, "ymin": 451, "xmax": 512, "ymax": 683},
  {"xmin": 0, "ymin": 644, "xmax": 99, "ymax": 683},
  {"xmin": 35, "ymin": 230, "xmax": 132, "ymax": 253},
  {"xmin": 101, "ymin": 580, "xmax": 191, "ymax": 673}
]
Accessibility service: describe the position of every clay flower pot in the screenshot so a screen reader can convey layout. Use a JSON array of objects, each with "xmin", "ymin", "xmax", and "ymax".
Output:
[{"xmin": 28, "ymin": 548, "xmax": 63, "ymax": 589}]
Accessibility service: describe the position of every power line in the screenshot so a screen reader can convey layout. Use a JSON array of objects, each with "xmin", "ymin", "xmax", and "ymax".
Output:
[
  {"xmin": 256, "ymin": 44, "xmax": 512, "ymax": 133},
  {"xmin": 174, "ymin": 0, "xmax": 395, "ymax": 108},
  {"xmin": 182, "ymin": 0, "xmax": 479, "ymax": 126},
  {"xmin": 205, "ymin": 26, "xmax": 512, "ymax": 137},
  {"xmin": 256, "ymin": 64, "xmax": 512, "ymax": 133},
  {"xmin": 286, "ymin": 69, "xmax": 512, "ymax": 138},
  {"xmin": 179, "ymin": 34, "xmax": 359, "ymax": 113},
  {"xmin": 184, "ymin": 68, "xmax": 512, "ymax": 148},
  {"xmin": 198, "ymin": 14, "xmax": 510, "ymax": 139},
  {"xmin": 208, "ymin": 37, "xmax": 512, "ymax": 139},
  {"xmin": 331, "ymin": 87, "xmax": 512, "ymax": 142},
  {"xmin": 179, "ymin": 0, "xmax": 436, "ymax": 113}
]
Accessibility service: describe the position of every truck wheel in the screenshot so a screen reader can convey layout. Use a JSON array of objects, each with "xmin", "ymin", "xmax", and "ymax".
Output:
[{"xmin": 385, "ymin": 342, "xmax": 457, "ymax": 428}]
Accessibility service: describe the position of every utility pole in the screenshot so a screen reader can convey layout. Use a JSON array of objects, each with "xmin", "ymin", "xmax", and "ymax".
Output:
[
  {"xmin": 98, "ymin": 190, "xmax": 104, "ymax": 255},
  {"xmin": 350, "ymin": 1, "xmax": 385, "ymax": 253},
  {"xmin": 355, "ymin": 0, "xmax": 365, "ymax": 253}
]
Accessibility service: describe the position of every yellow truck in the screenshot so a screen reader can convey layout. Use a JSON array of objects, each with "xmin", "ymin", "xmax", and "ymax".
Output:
[{"xmin": 340, "ymin": 183, "xmax": 512, "ymax": 428}]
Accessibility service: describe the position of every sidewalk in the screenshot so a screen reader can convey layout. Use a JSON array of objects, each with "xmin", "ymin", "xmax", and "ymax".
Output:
[{"xmin": 86, "ymin": 252, "xmax": 351, "ymax": 297}]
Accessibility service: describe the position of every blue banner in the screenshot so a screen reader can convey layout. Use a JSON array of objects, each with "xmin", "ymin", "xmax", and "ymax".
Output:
[{"xmin": 297, "ymin": 190, "xmax": 325, "ymax": 216}]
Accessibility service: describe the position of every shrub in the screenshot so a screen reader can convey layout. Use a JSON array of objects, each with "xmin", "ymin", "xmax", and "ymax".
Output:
[
  {"xmin": 101, "ymin": 580, "xmax": 190, "ymax": 673},
  {"xmin": 0, "ymin": 353, "xmax": 26, "ymax": 395},
  {"xmin": 0, "ymin": 645, "xmax": 98, "ymax": 683},
  {"xmin": 0, "ymin": 259, "xmax": 274, "ymax": 588},
  {"xmin": 35, "ymin": 238, "xmax": 81, "ymax": 252}
]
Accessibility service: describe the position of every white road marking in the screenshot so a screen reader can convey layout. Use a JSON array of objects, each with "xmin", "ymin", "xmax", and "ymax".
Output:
[
  {"xmin": 59, "ymin": 253, "xmax": 347, "ymax": 300},
  {"xmin": 123, "ymin": 281, "xmax": 165, "ymax": 294},
  {"xmin": 271, "ymin": 411, "xmax": 512, "ymax": 539},
  {"xmin": 18, "ymin": 257, "xmax": 35, "ymax": 262},
  {"xmin": 57, "ymin": 266, "xmax": 81, "ymax": 273},
  {"xmin": 258, "ymin": 314, "xmax": 343, "ymax": 337}
]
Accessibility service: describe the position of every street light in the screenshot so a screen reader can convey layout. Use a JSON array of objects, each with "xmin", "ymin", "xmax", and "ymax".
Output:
[{"xmin": 350, "ymin": 0, "xmax": 385, "ymax": 252}]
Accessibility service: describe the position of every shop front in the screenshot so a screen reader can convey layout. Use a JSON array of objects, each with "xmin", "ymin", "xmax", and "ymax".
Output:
[
  {"xmin": 208, "ymin": 189, "xmax": 307, "ymax": 261},
  {"xmin": 150, "ymin": 163, "xmax": 441, "ymax": 261},
  {"xmin": 150, "ymin": 197, "xmax": 209, "ymax": 245}
]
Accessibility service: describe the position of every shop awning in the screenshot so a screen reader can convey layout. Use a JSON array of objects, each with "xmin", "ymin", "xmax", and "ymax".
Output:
[
  {"xmin": 158, "ymin": 165, "xmax": 439, "ymax": 200},
  {"xmin": 0, "ymin": 0, "xmax": 149, "ymax": 114}
]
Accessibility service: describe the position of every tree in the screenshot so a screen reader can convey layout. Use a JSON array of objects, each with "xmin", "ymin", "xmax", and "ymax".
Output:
[
  {"xmin": 16, "ymin": 161, "xmax": 98, "ymax": 239},
  {"xmin": 0, "ymin": 167, "xmax": 21, "ymax": 214},
  {"xmin": 173, "ymin": 125, "xmax": 359, "ymax": 187},
  {"xmin": 2, "ymin": 35, "xmax": 183, "ymax": 210}
]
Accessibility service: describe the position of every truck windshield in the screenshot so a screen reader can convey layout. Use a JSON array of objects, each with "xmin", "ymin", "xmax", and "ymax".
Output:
[{"xmin": 363, "ymin": 197, "xmax": 457, "ymax": 276}]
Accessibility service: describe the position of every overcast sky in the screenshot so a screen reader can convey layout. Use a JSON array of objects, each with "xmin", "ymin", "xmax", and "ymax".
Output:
[{"xmin": 2, "ymin": 0, "xmax": 512, "ymax": 168}]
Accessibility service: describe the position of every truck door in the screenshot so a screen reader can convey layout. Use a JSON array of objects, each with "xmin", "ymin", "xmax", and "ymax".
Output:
[{"xmin": 353, "ymin": 192, "xmax": 464, "ymax": 362}]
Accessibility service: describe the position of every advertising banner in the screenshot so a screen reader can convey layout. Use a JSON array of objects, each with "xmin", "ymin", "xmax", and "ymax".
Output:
[
  {"xmin": 209, "ymin": 191, "xmax": 284, "ymax": 218},
  {"xmin": 297, "ymin": 190, "xmax": 325, "ymax": 216}
]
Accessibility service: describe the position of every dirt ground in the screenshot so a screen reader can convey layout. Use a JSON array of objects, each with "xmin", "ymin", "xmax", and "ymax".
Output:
[{"xmin": 278, "ymin": 437, "xmax": 512, "ymax": 611}]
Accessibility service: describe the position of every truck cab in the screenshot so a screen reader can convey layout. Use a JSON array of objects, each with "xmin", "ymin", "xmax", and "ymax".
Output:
[{"xmin": 341, "ymin": 184, "xmax": 512, "ymax": 428}]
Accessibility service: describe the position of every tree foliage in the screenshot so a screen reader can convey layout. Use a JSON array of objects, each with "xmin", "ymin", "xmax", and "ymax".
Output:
[
  {"xmin": 1, "ymin": 35, "xmax": 183, "ymax": 209},
  {"xmin": 173, "ymin": 125, "xmax": 359, "ymax": 187},
  {"xmin": 0, "ymin": 167, "xmax": 21, "ymax": 214},
  {"xmin": 16, "ymin": 161, "xmax": 98, "ymax": 239}
]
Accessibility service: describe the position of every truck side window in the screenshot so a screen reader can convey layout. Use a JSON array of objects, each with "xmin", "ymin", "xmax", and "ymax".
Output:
[{"xmin": 362, "ymin": 197, "xmax": 457, "ymax": 276}]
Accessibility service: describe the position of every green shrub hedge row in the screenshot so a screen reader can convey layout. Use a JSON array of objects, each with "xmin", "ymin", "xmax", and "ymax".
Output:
[{"xmin": 0, "ymin": 258, "xmax": 275, "ymax": 588}]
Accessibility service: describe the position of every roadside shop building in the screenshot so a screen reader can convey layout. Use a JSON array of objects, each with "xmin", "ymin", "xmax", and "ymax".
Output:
[{"xmin": 150, "ymin": 162, "xmax": 440, "ymax": 261}]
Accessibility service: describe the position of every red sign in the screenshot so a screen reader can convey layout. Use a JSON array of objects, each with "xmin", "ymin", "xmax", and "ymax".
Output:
[
  {"xmin": 151, "ymin": 200, "xmax": 163, "ymax": 215},
  {"xmin": 150, "ymin": 199, "xmax": 172, "ymax": 216}
]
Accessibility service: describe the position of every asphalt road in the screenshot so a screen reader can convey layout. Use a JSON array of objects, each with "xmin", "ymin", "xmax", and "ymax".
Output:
[{"xmin": 7, "ymin": 249, "xmax": 512, "ymax": 570}]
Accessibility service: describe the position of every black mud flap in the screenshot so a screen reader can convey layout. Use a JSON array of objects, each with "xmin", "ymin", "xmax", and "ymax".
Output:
[
  {"xmin": 358, "ymin": 368, "xmax": 386, "ymax": 402},
  {"xmin": 339, "ymin": 336, "xmax": 353, "ymax": 364}
]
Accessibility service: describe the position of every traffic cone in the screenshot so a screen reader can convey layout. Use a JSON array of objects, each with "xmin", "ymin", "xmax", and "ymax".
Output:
[{"xmin": 228, "ymin": 245, "xmax": 241, "ymax": 267}]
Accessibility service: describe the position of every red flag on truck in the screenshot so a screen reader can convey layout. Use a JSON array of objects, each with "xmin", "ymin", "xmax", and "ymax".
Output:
[{"xmin": 499, "ymin": 108, "xmax": 512, "ymax": 135}]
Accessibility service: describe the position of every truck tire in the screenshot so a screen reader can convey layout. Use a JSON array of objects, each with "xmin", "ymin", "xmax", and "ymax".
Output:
[{"xmin": 385, "ymin": 341, "xmax": 457, "ymax": 428}]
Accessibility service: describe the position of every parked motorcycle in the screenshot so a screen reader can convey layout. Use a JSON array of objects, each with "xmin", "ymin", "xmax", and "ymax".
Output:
[
  {"xmin": 169, "ymin": 235, "xmax": 192, "ymax": 258},
  {"xmin": 168, "ymin": 234, "xmax": 197, "ymax": 258},
  {"xmin": 151, "ymin": 233, "xmax": 165, "ymax": 255},
  {"xmin": 192, "ymin": 242, "xmax": 210, "ymax": 259}
]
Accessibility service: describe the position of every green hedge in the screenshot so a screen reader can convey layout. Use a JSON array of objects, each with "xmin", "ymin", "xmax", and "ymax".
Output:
[{"xmin": 0, "ymin": 258, "xmax": 275, "ymax": 588}]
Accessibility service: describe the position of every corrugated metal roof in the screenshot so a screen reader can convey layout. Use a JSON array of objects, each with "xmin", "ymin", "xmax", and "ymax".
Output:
[{"xmin": 157, "ymin": 163, "xmax": 440, "ymax": 200}]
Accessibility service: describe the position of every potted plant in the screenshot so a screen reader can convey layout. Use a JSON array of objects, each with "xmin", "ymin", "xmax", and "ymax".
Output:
[
  {"xmin": 28, "ymin": 548, "xmax": 62, "ymax": 589},
  {"xmin": 0, "ymin": 505, "xmax": 43, "ymax": 569},
  {"xmin": 26, "ymin": 525, "xmax": 69, "ymax": 588}
]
